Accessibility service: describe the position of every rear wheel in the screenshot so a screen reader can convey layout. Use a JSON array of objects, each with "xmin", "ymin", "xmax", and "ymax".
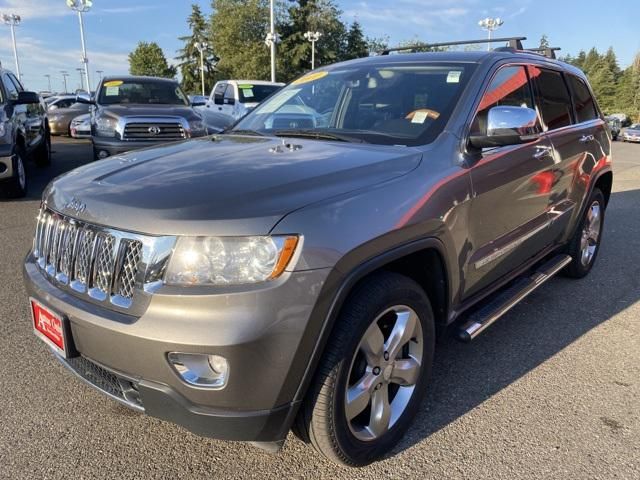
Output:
[
  {"xmin": 564, "ymin": 188, "xmax": 605, "ymax": 278},
  {"xmin": 295, "ymin": 272, "xmax": 435, "ymax": 466}
]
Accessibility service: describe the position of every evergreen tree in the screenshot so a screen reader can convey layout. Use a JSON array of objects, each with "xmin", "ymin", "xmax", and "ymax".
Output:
[
  {"xmin": 344, "ymin": 20, "xmax": 369, "ymax": 60},
  {"xmin": 177, "ymin": 4, "xmax": 218, "ymax": 94},
  {"xmin": 539, "ymin": 34, "xmax": 550, "ymax": 49},
  {"xmin": 589, "ymin": 58, "xmax": 617, "ymax": 113},
  {"xmin": 128, "ymin": 42, "xmax": 177, "ymax": 78},
  {"xmin": 582, "ymin": 47, "xmax": 601, "ymax": 76}
]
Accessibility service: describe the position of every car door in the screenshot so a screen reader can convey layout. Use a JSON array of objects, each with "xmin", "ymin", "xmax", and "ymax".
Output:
[
  {"xmin": 464, "ymin": 64, "xmax": 557, "ymax": 297},
  {"xmin": 2, "ymin": 73, "xmax": 30, "ymax": 147},
  {"xmin": 533, "ymin": 70, "xmax": 608, "ymax": 241}
]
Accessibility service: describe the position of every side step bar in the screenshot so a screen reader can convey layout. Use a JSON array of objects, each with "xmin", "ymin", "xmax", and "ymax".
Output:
[{"xmin": 458, "ymin": 254, "xmax": 572, "ymax": 342}]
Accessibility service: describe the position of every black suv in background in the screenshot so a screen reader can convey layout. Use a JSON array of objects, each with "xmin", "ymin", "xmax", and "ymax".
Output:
[
  {"xmin": 0, "ymin": 66, "xmax": 51, "ymax": 198},
  {"xmin": 76, "ymin": 76, "xmax": 208, "ymax": 160}
]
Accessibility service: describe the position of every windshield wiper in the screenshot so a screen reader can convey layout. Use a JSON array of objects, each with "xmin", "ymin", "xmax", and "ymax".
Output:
[
  {"xmin": 224, "ymin": 128, "xmax": 266, "ymax": 137},
  {"xmin": 273, "ymin": 129, "xmax": 367, "ymax": 143}
]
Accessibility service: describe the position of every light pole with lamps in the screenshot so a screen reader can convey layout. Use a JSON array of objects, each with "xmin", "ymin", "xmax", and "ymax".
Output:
[
  {"xmin": 303, "ymin": 31, "xmax": 322, "ymax": 70},
  {"xmin": 75, "ymin": 68, "xmax": 85, "ymax": 92},
  {"xmin": 61, "ymin": 71, "xmax": 70, "ymax": 93},
  {"xmin": 478, "ymin": 17, "xmax": 504, "ymax": 50},
  {"xmin": 44, "ymin": 74, "xmax": 52, "ymax": 91},
  {"xmin": 66, "ymin": 0, "xmax": 92, "ymax": 92},
  {"xmin": 264, "ymin": 0, "xmax": 279, "ymax": 83},
  {"xmin": 195, "ymin": 41, "xmax": 209, "ymax": 96},
  {"xmin": 2, "ymin": 13, "xmax": 22, "ymax": 80}
]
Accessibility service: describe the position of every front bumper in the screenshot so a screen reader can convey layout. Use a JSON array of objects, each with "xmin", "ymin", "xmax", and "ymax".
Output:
[
  {"xmin": 623, "ymin": 135, "xmax": 640, "ymax": 143},
  {"xmin": 0, "ymin": 144, "xmax": 14, "ymax": 180},
  {"xmin": 24, "ymin": 254, "xmax": 330, "ymax": 441},
  {"xmin": 49, "ymin": 120, "xmax": 69, "ymax": 135}
]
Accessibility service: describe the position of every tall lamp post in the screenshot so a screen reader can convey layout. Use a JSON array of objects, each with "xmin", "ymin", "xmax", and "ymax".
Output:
[
  {"xmin": 264, "ymin": 0, "xmax": 279, "ymax": 83},
  {"xmin": 75, "ymin": 68, "xmax": 85, "ymax": 92},
  {"xmin": 2, "ymin": 13, "xmax": 22, "ymax": 80},
  {"xmin": 66, "ymin": 0, "xmax": 92, "ymax": 92},
  {"xmin": 195, "ymin": 41, "xmax": 209, "ymax": 96},
  {"xmin": 61, "ymin": 71, "xmax": 69, "ymax": 93},
  {"xmin": 303, "ymin": 31, "xmax": 322, "ymax": 70},
  {"xmin": 478, "ymin": 17, "xmax": 504, "ymax": 50},
  {"xmin": 44, "ymin": 74, "xmax": 52, "ymax": 91}
]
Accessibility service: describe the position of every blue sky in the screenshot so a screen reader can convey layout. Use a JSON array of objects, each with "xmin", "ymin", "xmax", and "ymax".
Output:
[{"xmin": 0, "ymin": 0, "xmax": 637, "ymax": 92}]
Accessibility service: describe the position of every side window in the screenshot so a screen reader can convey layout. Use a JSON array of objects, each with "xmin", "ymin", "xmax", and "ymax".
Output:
[
  {"xmin": 223, "ymin": 84, "xmax": 235, "ymax": 104},
  {"xmin": 213, "ymin": 83, "xmax": 226, "ymax": 105},
  {"xmin": 8, "ymin": 73, "xmax": 24, "ymax": 92},
  {"xmin": 529, "ymin": 66, "xmax": 573, "ymax": 130},
  {"xmin": 2, "ymin": 74, "xmax": 19, "ymax": 100},
  {"xmin": 567, "ymin": 75, "xmax": 598, "ymax": 123},
  {"xmin": 472, "ymin": 65, "xmax": 536, "ymax": 135}
]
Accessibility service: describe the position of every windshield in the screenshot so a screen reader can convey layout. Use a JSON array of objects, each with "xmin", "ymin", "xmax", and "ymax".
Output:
[
  {"xmin": 232, "ymin": 63, "xmax": 474, "ymax": 146},
  {"xmin": 97, "ymin": 79, "xmax": 189, "ymax": 106},
  {"xmin": 238, "ymin": 84, "xmax": 281, "ymax": 103},
  {"xmin": 630, "ymin": 123, "xmax": 640, "ymax": 129}
]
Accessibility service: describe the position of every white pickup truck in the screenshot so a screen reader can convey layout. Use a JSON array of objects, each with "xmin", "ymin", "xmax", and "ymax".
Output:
[{"xmin": 206, "ymin": 80, "xmax": 284, "ymax": 120}]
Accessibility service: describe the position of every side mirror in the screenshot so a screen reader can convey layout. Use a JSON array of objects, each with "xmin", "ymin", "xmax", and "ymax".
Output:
[
  {"xmin": 13, "ymin": 91, "xmax": 40, "ymax": 105},
  {"xmin": 192, "ymin": 100, "xmax": 206, "ymax": 107},
  {"xmin": 469, "ymin": 106, "xmax": 540, "ymax": 149},
  {"xmin": 75, "ymin": 93, "xmax": 95, "ymax": 105}
]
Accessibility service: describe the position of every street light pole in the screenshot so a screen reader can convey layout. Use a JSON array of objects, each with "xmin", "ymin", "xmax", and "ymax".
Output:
[
  {"xmin": 303, "ymin": 31, "xmax": 322, "ymax": 70},
  {"xmin": 61, "ymin": 71, "xmax": 69, "ymax": 93},
  {"xmin": 66, "ymin": 0, "xmax": 93, "ymax": 92},
  {"xmin": 2, "ymin": 13, "xmax": 22, "ymax": 80},
  {"xmin": 76, "ymin": 68, "xmax": 85, "ymax": 92},
  {"xmin": 264, "ymin": 0, "xmax": 279, "ymax": 83},
  {"xmin": 44, "ymin": 74, "xmax": 51, "ymax": 91},
  {"xmin": 195, "ymin": 42, "xmax": 209, "ymax": 96},
  {"xmin": 478, "ymin": 17, "xmax": 504, "ymax": 51}
]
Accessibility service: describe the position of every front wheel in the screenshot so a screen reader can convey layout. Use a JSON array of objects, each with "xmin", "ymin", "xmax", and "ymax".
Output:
[
  {"xmin": 295, "ymin": 272, "xmax": 435, "ymax": 466},
  {"xmin": 563, "ymin": 188, "xmax": 605, "ymax": 278},
  {"xmin": 34, "ymin": 130, "xmax": 51, "ymax": 167},
  {"xmin": 4, "ymin": 148, "xmax": 28, "ymax": 198}
]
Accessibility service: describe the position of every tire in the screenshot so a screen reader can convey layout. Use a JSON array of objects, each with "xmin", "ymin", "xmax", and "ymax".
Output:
[
  {"xmin": 295, "ymin": 271, "xmax": 435, "ymax": 466},
  {"xmin": 4, "ymin": 147, "xmax": 28, "ymax": 198},
  {"xmin": 34, "ymin": 130, "xmax": 52, "ymax": 167},
  {"xmin": 93, "ymin": 147, "xmax": 101, "ymax": 161},
  {"xmin": 563, "ymin": 188, "xmax": 605, "ymax": 278}
]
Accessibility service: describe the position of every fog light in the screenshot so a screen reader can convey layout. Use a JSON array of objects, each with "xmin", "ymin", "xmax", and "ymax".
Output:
[
  {"xmin": 167, "ymin": 352, "xmax": 229, "ymax": 389},
  {"xmin": 98, "ymin": 150, "xmax": 109, "ymax": 159}
]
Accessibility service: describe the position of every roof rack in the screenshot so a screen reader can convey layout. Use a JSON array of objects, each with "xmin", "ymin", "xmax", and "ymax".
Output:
[
  {"xmin": 380, "ymin": 37, "xmax": 526, "ymax": 55},
  {"xmin": 526, "ymin": 47, "xmax": 561, "ymax": 59}
]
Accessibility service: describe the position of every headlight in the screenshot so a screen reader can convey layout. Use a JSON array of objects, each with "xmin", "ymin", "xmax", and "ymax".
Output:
[
  {"xmin": 188, "ymin": 120, "xmax": 207, "ymax": 136},
  {"xmin": 165, "ymin": 235, "xmax": 299, "ymax": 286},
  {"xmin": 95, "ymin": 116, "xmax": 117, "ymax": 137}
]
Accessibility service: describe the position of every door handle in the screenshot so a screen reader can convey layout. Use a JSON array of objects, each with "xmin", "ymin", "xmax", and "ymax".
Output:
[
  {"xmin": 533, "ymin": 146, "xmax": 552, "ymax": 159},
  {"xmin": 579, "ymin": 134, "xmax": 595, "ymax": 144}
]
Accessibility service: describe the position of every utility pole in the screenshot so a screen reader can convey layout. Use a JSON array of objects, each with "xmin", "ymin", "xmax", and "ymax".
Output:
[
  {"xmin": 478, "ymin": 17, "xmax": 504, "ymax": 50},
  {"xmin": 61, "ymin": 71, "xmax": 70, "ymax": 93},
  {"xmin": 195, "ymin": 42, "xmax": 209, "ymax": 96},
  {"xmin": 66, "ymin": 0, "xmax": 93, "ymax": 92},
  {"xmin": 264, "ymin": 0, "xmax": 279, "ymax": 82},
  {"xmin": 76, "ymin": 68, "xmax": 85, "ymax": 92},
  {"xmin": 2, "ymin": 13, "xmax": 22, "ymax": 80},
  {"xmin": 44, "ymin": 74, "xmax": 52, "ymax": 91},
  {"xmin": 304, "ymin": 31, "xmax": 322, "ymax": 70}
]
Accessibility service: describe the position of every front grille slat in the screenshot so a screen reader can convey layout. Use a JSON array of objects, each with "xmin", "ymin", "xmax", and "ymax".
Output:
[
  {"xmin": 123, "ymin": 122, "xmax": 185, "ymax": 141},
  {"xmin": 33, "ymin": 208, "xmax": 147, "ymax": 310}
]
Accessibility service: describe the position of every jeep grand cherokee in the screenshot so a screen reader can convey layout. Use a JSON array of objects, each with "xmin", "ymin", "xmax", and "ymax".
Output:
[{"xmin": 24, "ymin": 38, "xmax": 612, "ymax": 466}]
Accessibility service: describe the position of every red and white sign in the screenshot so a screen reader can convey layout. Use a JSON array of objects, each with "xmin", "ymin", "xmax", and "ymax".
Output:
[{"xmin": 31, "ymin": 299, "xmax": 66, "ymax": 356}]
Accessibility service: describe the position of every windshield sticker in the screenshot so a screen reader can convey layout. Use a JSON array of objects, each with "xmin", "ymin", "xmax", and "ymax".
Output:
[
  {"xmin": 238, "ymin": 84, "xmax": 254, "ymax": 89},
  {"xmin": 447, "ymin": 71, "xmax": 462, "ymax": 83},
  {"xmin": 411, "ymin": 111, "xmax": 429, "ymax": 124},
  {"xmin": 292, "ymin": 71, "xmax": 329, "ymax": 85},
  {"xmin": 105, "ymin": 86, "xmax": 120, "ymax": 96},
  {"xmin": 242, "ymin": 88, "xmax": 255, "ymax": 98},
  {"xmin": 103, "ymin": 80, "xmax": 123, "ymax": 87}
]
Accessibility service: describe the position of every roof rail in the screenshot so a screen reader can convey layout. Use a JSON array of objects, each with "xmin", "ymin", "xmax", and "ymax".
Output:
[{"xmin": 380, "ymin": 37, "xmax": 526, "ymax": 55}]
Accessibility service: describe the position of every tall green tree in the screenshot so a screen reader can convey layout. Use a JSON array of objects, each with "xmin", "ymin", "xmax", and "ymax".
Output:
[
  {"xmin": 128, "ymin": 42, "xmax": 177, "ymax": 78},
  {"xmin": 209, "ymin": 0, "xmax": 272, "ymax": 80},
  {"xmin": 177, "ymin": 4, "xmax": 218, "ymax": 94},
  {"xmin": 343, "ymin": 20, "xmax": 369, "ymax": 60},
  {"xmin": 539, "ymin": 34, "xmax": 550, "ymax": 49}
]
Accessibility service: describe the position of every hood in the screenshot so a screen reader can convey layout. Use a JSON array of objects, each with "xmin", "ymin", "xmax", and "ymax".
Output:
[
  {"xmin": 44, "ymin": 135, "xmax": 422, "ymax": 236},
  {"xmin": 99, "ymin": 104, "xmax": 200, "ymax": 120}
]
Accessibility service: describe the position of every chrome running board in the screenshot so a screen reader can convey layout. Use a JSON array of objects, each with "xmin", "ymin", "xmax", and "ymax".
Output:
[{"xmin": 458, "ymin": 254, "xmax": 572, "ymax": 342}]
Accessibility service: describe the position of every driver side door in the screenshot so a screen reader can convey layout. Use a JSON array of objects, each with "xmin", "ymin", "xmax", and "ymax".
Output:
[{"xmin": 464, "ymin": 64, "xmax": 557, "ymax": 298}]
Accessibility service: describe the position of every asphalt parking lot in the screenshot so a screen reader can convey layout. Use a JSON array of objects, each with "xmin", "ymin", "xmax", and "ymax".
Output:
[{"xmin": 1, "ymin": 137, "xmax": 638, "ymax": 479}]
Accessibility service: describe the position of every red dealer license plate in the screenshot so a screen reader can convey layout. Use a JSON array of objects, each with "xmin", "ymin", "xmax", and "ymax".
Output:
[{"xmin": 31, "ymin": 299, "xmax": 69, "ymax": 357}]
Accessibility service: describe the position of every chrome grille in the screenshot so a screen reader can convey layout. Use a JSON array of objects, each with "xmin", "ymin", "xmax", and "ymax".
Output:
[
  {"xmin": 33, "ymin": 208, "xmax": 152, "ymax": 310},
  {"xmin": 123, "ymin": 122, "xmax": 186, "ymax": 141}
]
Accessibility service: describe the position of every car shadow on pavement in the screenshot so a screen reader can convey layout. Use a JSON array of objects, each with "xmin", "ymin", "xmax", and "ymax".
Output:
[{"xmin": 393, "ymin": 187, "xmax": 640, "ymax": 456}]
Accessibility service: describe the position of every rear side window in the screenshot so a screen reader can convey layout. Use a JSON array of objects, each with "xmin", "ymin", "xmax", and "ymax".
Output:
[
  {"xmin": 529, "ymin": 67, "xmax": 573, "ymax": 130},
  {"xmin": 472, "ymin": 65, "xmax": 535, "ymax": 134},
  {"xmin": 567, "ymin": 75, "xmax": 598, "ymax": 123}
]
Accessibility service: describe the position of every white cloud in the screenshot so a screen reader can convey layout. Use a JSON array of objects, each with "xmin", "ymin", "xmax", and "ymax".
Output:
[{"xmin": 0, "ymin": 0, "xmax": 73, "ymax": 19}]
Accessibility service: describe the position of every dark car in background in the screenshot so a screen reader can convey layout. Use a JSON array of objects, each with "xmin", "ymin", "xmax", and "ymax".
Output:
[
  {"xmin": 0, "ymin": 66, "xmax": 51, "ymax": 198},
  {"xmin": 77, "ymin": 76, "xmax": 208, "ymax": 160}
]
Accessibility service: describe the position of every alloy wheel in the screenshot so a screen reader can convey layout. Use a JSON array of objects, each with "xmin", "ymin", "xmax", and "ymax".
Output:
[{"xmin": 580, "ymin": 200, "xmax": 601, "ymax": 266}]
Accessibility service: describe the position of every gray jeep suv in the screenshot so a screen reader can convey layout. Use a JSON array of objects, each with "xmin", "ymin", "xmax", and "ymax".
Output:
[{"xmin": 24, "ymin": 38, "xmax": 612, "ymax": 466}]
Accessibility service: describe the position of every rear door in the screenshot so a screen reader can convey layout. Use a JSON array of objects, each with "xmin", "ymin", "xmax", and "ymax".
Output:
[{"xmin": 465, "ymin": 64, "xmax": 556, "ymax": 297}]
